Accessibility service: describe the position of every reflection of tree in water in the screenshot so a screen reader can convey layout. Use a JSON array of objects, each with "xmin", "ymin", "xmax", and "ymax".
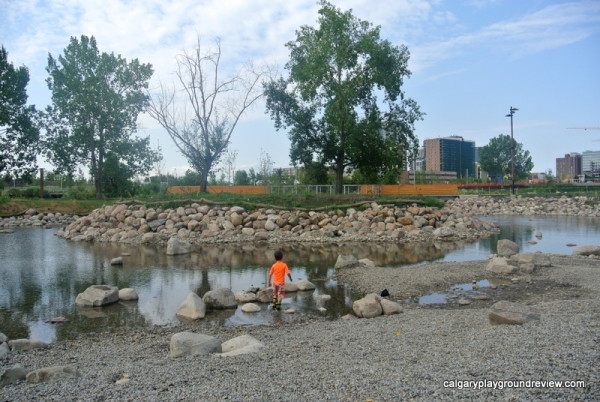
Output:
[{"xmin": 0, "ymin": 308, "xmax": 30, "ymax": 340}]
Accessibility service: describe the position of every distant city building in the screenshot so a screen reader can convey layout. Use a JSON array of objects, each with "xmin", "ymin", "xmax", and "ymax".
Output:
[
  {"xmin": 423, "ymin": 136, "xmax": 476, "ymax": 179},
  {"xmin": 581, "ymin": 150, "xmax": 600, "ymax": 175},
  {"xmin": 556, "ymin": 153, "xmax": 581, "ymax": 181}
]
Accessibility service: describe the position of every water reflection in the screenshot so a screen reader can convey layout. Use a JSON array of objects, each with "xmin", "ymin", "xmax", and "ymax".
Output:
[{"xmin": 1, "ymin": 215, "xmax": 599, "ymax": 343}]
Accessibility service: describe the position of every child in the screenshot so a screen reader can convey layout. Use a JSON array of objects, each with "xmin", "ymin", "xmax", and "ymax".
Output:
[{"xmin": 268, "ymin": 250, "xmax": 292, "ymax": 310}]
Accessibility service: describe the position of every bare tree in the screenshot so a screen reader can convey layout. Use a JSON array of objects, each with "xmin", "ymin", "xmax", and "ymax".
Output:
[
  {"xmin": 148, "ymin": 38, "xmax": 270, "ymax": 192},
  {"xmin": 223, "ymin": 149, "xmax": 238, "ymax": 185}
]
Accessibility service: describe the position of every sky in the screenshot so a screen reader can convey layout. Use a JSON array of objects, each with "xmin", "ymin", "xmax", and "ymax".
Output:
[{"xmin": 1, "ymin": 0, "xmax": 599, "ymax": 178}]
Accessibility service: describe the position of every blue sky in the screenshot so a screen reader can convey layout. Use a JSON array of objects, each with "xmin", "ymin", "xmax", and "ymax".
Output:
[{"xmin": 1, "ymin": 0, "xmax": 599, "ymax": 177}]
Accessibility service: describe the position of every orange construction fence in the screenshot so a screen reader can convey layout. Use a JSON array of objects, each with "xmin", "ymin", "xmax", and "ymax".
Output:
[{"xmin": 361, "ymin": 184, "xmax": 458, "ymax": 195}]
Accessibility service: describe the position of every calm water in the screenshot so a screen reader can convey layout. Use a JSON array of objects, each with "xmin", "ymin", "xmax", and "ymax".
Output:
[{"xmin": 1, "ymin": 215, "xmax": 599, "ymax": 343}]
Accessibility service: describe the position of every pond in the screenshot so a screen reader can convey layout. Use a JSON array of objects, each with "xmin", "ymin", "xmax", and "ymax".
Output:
[{"xmin": 1, "ymin": 215, "xmax": 599, "ymax": 343}]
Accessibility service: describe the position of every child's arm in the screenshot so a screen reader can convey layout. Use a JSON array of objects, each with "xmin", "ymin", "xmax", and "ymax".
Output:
[{"xmin": 287, "ymin": 273, "xmax": 292, "ymax": 282}]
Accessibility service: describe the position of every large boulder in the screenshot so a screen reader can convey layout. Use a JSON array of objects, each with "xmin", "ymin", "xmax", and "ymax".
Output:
[
  {"xmin": 166, "ymin": 237, "xmax": 191, "ymax": 255},
  {"xmin": 353, "ymin": 293, "xmax": 383, "ymax": 318},
  {"xmin": 380, "ymin": 299, "xmax": 403, "ymax": 315},
  {"xmin": 335, "ymin": 254, "xmax": 359, "ymax": 269},
  {"xmin": 296, "ymin": 280, "xmax": 316, "ymax": 291},
  {"xmin": 0, "ymin": 366, "xmax": 27, "ymax": 387},
  {"xmin": 118, "ymin": 288, "xmax": 139, "ymax": 301},
  {"xmin": 510, "ymin": 252, "xmax": 552, "ymax": 267},
  {"xmin": 241, "ymin": 303, "xmax": 261, "ymax": 313},
  {"xmin": 26, "ymin": 366, "xmax": 79, "ymax": 384},
  {"xmin": 256, "ymin": 288, "xmax": 274, "ymax": 303},
  {"xmin": 219, "ymin": 335, "xmax": 264, "ymax": 357},
  {"xmin": 0, "ymin": 342, "xmax": 9, "ymax": 360},
  {"xmin": 8, "ymin": 339, "xmax": 49, "ymax": 351},
  {"xmin": 497, "ymin": 239, "xmax": 520, "ymax": 257},
  {"xmin": 283, "ymin": 283, "xmax": 299, "ymax": 292},
  {"xmin": 176, "ymin": 292, "xmax": 206, "ymax": 320},
  {"xmin": 235, "ymin": 291, "xmax": 257, "ymax": 303},
  {"xmin": 573, "ymin": 245, "xmax": 600, "ymax": 256},
  {"xmin": 169, "ymin": 332, "xmax": 221, "ymax": 357},
  {"xmin": 202, "ymin": 288, "xmax": 237, "ymax": 310},
  {"xmin": 488, "ymin": 300, "xmax": 540, "ymax": 325},
  {"xmin": 75, "ymin": 285, "xmax": 119, "ymax": 307},
  {"xmin": 485, "ymin": 257, "xmax": 517, "ymax": 275}
]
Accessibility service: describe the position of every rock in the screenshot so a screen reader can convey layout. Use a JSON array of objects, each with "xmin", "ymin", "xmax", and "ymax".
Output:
[
  {"xmin": 283, "ymin": 309, "xmax": 295, "ymax": 314},
  {"xmin": 488, "ymin": 300, "xmax": 540, "ymax": 325},
  {"xmin": 434, "ymin": 227, "xmax": 455, "ymax": 238},
  {"xmin": 0, "ymin": 342, "xmax": 9, "ymax": 359},
  {"xmin": 241, "ymin": 303, "xmax": 261, "ymax": 313},
  {"xmin": 535, "ymin": 232, "xmax": 543, "ymax": 238},
  {"xmin": 296, "ymin": 280, "xmax": 316, "ymax": 291},
  {"xmin": 256, "ymin": 288, "xmax": 273, "ymax": 303},
  {"xmin": 219, "ymin": 335, "xmax": 264, "ymax": 357},
  {"xmin": 341, "ymin": 314, "xmax": 357, "ymax": 320},
  {"xmin": 169, "ymin": 332, "xmax": 222, "ymax": 357},
  {"xmin": 283, "ymin": 283, "xmax": 298, "ymax": 292},
  {"xmin": 353, "ymin": 293, "xmax": 383, "ymax": 318},
  {"xmin": 0, "ymin": 366, "xmax": 27, "ymax": 387},
  {"xmin": 116, "ymin": 378, "xmax": 131, "ymax": 385},
  {"xmin": 202, "ymin": 288, "xmax": 238, "ymax": 309},
  {"xmin": 458, "ymin": 299, "xmax": 471, "ymax": 306},
  {"xmin": 176, "ymin": 292, "xmax": 206, "ymax": 320},
  {"xmin": 118, "ymin": 288, "xmax": 139, "ymax": 301},
  {"xmin": 26, "ymin": 366, "xmax": 79, "ymax": 384},
  {"xmin": 334, "ymin": 254, "xmax": 359, "ymax": 269},
  {"xmin": 241, "ymin": 228, "xmax": 255, "ymax": 236},
  {"xmin": 254, "ymin": 232, "xmax": 269, "ymax": 241},
  {"xmin": 75, "ymin": 285, "xmax": 119, "ymax": 307},
  {"xmin": 358, "ymin": 258, "xmax": 376, "ymax": 269},
  {"xmin": 110, "ymin": 257, "xmax": 124, "ymax": 265},
  {"xmin": 235, "ymin": 291, "xmax": 257, "ymax": 303},
  {"xmin": 519, "ymin": 263, "xmax": 535, "ymax": 274},
  {"xmin": 573, "ymin": 245, "xmax": 600, "ymax": 256},
  {"xmin": 315, "ymin": 294, "xmax": 331, "ymax": 301},
  {"xmin": 566, "ymin": 243, "xmax": 577, "ymax": 247},
  {"xmin": 485, "ymin": 257, "xmax": 517, "ymax": 274},
  {"xmin": 0, "ymin": 332, "xmax": 7, "ymax": 343},
  {"xmin": 166, "ymin": 237, "xmax": 191, "ymax": 255},
  {"xmin": 380, "ymin": 299, "xmax": 403, "ymax": 315},
  {"xmin": 510, "ymin": 252, "xmax": 552, "ymax": 267},
  {"xmin": 497, "ymin": 239, "xmax": 520, "ymax": 257}
]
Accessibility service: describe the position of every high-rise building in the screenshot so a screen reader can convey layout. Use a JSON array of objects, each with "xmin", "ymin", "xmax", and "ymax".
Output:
[
  {"xmin": 556, "ymin": 153, "xmax": 581, "ymax": 181},
  {"xmin": 423, "ymin": 136, "xmax": 476, "ymax": 179},
  {"xmin": 582, "ymin": 150, "xmax": 600, "ymax": 175}
]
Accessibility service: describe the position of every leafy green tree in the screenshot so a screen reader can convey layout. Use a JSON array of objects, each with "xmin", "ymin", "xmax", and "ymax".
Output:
[
  {"xmin": 43, "ymin": 35, "xmax": 158, "ymax": 198},
  {"xmin": 479, "ymin": 134, "xmax": 533, "ymax": 181},
  {"xmin": 234, "ymin": 169, "xmax": 250, "ymax": 185},
  {"xmin": 0, "ymin": 46, "xmax": 39, "ymax": 178},
  {"xmin": 265, "ymin": 1, "xmax": 423, "ymax": 193},
  {"xmin": 300, "ymin": 161, "xmax": 330, "ymax": 185}
]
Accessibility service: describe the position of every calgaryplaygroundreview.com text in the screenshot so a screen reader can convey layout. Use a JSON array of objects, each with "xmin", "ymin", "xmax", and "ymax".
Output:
[{"xmin": 443, "ymin": 379, "xmax": 586, "ymax": 390}]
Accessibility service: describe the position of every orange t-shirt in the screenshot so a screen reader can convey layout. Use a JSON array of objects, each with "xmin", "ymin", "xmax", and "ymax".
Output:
[{"xmin": 269, "ymin": 261, "xmax": 290, "ymax": 285}]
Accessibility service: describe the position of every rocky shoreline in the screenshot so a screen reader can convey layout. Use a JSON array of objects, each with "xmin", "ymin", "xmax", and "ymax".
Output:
[{"xmin": 53, "ymin": 201, "xmax": 500, "ymax": 246}]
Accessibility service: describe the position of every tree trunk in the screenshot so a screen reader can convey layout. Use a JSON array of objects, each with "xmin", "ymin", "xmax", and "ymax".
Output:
[{"xmin": 335, "ymin": 160, "xmax": 344, "ymax": 194}]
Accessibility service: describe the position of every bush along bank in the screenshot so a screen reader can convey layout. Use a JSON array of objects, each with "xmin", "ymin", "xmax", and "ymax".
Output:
[{"xmin": 53, "ymin": 201, "xmax": 499, "ymax": 246}]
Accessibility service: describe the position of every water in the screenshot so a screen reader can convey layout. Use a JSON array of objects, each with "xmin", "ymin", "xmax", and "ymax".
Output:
[{"xmin": 1, "ymin": 215, "xmax": 599, "ymax": 343}]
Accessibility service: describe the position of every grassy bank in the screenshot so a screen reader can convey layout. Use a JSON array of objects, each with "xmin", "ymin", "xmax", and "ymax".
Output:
[{"xmin": 0, "ymin": 193, "xmax": 445, "ymax": 217}]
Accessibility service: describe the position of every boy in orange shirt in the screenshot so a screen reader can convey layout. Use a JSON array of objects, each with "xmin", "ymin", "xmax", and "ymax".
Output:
[{"xmin": 268, "ymin": 250, "xmax": 292, "ymax": 311}]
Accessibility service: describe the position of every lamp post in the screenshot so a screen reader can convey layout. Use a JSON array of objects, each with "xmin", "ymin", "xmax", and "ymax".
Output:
[{"xmin": 506, "ymin": 106, "xmax": 518, "ymax": 195}]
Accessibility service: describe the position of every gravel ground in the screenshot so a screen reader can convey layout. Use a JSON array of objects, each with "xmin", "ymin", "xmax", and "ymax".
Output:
[{"xmin": 1, "ymin": 255, "xmax": 599, "ymax": 401}]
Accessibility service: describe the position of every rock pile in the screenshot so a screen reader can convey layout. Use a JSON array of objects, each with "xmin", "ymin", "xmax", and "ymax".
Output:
[
  {"xmin": 0, "ymin": 209, "xmax": 77, "ymax": 230},
  {"xmin": 449, "ymin": 195, "xmax": 600, "ymax": 217},
  {"xmin": 55, "ymin": 202, "xmax": 498, "ymax": 245}
]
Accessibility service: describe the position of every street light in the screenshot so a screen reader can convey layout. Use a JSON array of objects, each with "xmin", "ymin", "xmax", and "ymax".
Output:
[{"xmin": 505, "ymin": 106, "xmax": 518, "ymax": 195}]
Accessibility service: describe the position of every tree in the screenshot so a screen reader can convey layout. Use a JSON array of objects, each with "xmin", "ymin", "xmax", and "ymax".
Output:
[
  {"xmin": 265, "ymin": 1, "xmax": 423, "ymax": 193},
  {"xmin": 43, "ymin": 35, "xmax": 158, "ymax": 198},
  {"xmin": 0, "ymin": 46, "xmax": 39, "ymax": 178},
  {"xmin": 234, "ymin": 169, "xmax": 250, "ymax": 185},
  {"xmin": 479, "ymin": 134, "xmax": 533, "ymax": 181},
  {"xmin": 148, "ymin": 38, "xmax": 271, "ymax": 192}
]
